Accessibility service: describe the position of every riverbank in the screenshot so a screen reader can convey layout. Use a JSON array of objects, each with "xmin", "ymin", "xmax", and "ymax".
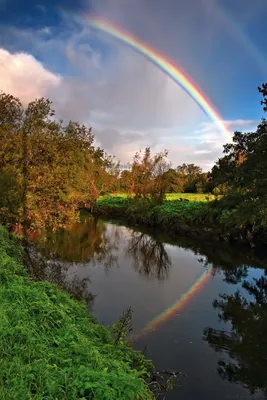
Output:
[
  {"xmin": 0, "ymin": 226, "xmax": 154, "ymax": 399},
  {"xmin": 94, "ymin": 195, "xmax": 267, "ymax": 248}
]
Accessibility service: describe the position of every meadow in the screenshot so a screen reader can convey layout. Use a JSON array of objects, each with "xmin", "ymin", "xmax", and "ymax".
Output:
[
  {"xmin": 101, "ymin": 192, "xmax": 213, "ymax": 202},
  {"xmin": 166, "ymin": 193, "xmax": 213, "ymax": 201}
]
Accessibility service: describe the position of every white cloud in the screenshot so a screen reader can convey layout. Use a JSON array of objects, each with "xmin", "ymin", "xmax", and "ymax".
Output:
[
  {"xmin": 198, "ymin": 119, "xmax": 258, "ymax": 134},
  {"xmin": 39, "ymin": 26, "xmax": 51, "ymax": 35},
  {"xmin": 0, "ymin": 48, "xmax": 61, "ymax": 105}
]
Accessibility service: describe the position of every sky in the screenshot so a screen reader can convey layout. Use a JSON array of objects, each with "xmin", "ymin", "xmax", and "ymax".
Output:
[{"xmin": 0, "ymin": 0, "xmax": 266, "ymax": 170}]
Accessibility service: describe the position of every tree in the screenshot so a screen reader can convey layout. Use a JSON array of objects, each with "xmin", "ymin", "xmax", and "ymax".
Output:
[
  {"xmin": 0, "ymin": 92, "xmax": 111, "ymax": 230},
  {"xmin": 176, "ymin": 163, "xmax": 202, "ymax": 176},
  {"xmin": 211, "ymin": 130, "xmax": 250, "ymax": 191},
  {"xmin": 211, "ymin": 83, "xmax": 267, "ymax": 199},
  {"xmin": 120, "ymin": 169, "xmax": 135, "ymax": 193},
  {"xmin": 161, "ymin": 168, "xmax": 184, "ymax": 193},
  {"xmin": 0, "ymin": 93, "xmax": 24, "ymax": 224},
  {"xmin": 176, "ymin": 163, "xmax": 203, "ymax": 193},
  {"xmin": 130, "ymin": 147, "xmax": 171, "ymax": 205}
]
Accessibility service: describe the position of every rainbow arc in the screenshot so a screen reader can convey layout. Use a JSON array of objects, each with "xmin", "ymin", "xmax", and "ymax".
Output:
[
  {"xmin": 87, "ymin": 16, "xmax": 231, "ymax": 141},
  {"xmin": 135, "ymin": 267, "xmax": 213, "ymax": 340}
]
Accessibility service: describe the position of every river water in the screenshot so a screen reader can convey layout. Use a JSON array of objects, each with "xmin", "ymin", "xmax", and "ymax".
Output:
[{"xmin": 33, "ymin": 213, "xmax": 267, "ymax": 400}]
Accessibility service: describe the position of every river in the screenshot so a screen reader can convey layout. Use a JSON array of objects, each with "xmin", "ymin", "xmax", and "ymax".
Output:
[{"xmin": 32, "ymin": 213, "xmax": 267, "ymax": 400}]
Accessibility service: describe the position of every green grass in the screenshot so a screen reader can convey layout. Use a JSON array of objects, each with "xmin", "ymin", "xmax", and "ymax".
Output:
[
  {"xmin": 165, "ymin": 193, "xmax": 213, "ymax": 202},
  {"xmin": 95, "ymin": 195, "xmax": 210, "ymax": 228},
  {"xmin": 104, "ymin": 192, "xmax": 212, "ymax": 202},
  {"xmin": 0, "ymin": 226, "xmax": 154, "ymax": 400}
]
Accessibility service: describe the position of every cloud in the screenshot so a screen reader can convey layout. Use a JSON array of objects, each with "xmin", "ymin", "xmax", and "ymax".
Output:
[
  {"xmin": 0, "ymin": 44, "xmax": 237, "ymax": 171},
  {"xmin": 0, "ymin": 48, "xmax": 61, "ymax": 105},
  {"xmin": 168, "ymin": 117, "xmax": 259, "ymax": 171},
  {"xmin": 1, "ymin": 0, "xmax": 261, "ymax": 172},
  {"xmin": 189, "ymin": 119, "xmax": 258, "ymax": 150},
  {"xmin": 50, "ymin": 22, "xmax": 204, "ymax": 131},
  {"xmin": 198, "ymin": 119, "xmax": 258, "ymax": 134},
  {"xmin": 39, "ymin": 26, "xmax": 51, "ymax": 35}
]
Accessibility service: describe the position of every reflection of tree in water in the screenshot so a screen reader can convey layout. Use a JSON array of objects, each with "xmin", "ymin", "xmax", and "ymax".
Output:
[
  {"xmin": 33, "ymin": 215, "xmax": 119, "ymax": 269},
  {"xmin": 192, "ymin": 242, "xmax": 267, "ymax": 286},
  {"xmin": 126, "ymin": 232, "xmax": 171, "ymax": 281},
  {"xmin": 203, "ymin": 273, "xmax": 267, "ymax": 397},
  {"xmin": 27, "ymin": 246, "xmax": 95, "ymax": 311},
  {"xmin": 26, "ymin": 216, "xmax": 124, "ymax": 309},
  {"xmin": 138, "ymin": 226, "xmax": 267, "ymax": 285}
]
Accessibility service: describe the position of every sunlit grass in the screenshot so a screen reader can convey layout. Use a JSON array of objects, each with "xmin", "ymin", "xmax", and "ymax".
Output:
[
  {"xmin": 165, "ymin": 193, "xmax": 214, "ymax": 202},
  {"xmin": 104, "ymin": 192, "xmax": 213, "ymax": 202}
]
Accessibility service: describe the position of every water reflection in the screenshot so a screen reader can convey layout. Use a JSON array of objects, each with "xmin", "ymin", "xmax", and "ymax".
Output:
[
  {"xmin": 127, "ymin": 232, "xmax": 171, "ymax": 281},
  {"xmin": 33, "ymin": 216, "xmax": 172, "ymax": 282},
  {"xmin": 29, "ymin": 215, "xmax": 267, "ymax": 399},
  {"xmin": 27, "ymin": 246, "xmax": 95, "ymax": 310},
  {"xmin": 34, "ymin": 214, "xmax": 119, "ymax": 268},
  {"xmin": 203, "ymin": 272, "xmax": 267, "ymax": 397}
]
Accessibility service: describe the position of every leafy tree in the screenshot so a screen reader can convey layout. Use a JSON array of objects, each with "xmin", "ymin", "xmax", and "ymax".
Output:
[
  {"xmin": 0, "ymin": 92, "xmax": 112, "ymax": 230},
  {"xmin": 120, "ymin": 169, "xmax": 134, "ymax": 193},
  {"xmin": 0, "ymin": 93, "xmax": 24, "ymax": 224},
  {"xmin": 129, "ymin": 147, "xmax": 171, "ymax": 205},
  {"xmin": 211, "ymin": 83, "xmax": 267, "ymax": 198},
  {"xmin": 176, "ymin": 163, "xmax": 202, "ymax": 176},
  {"xmin": 161, "ymin": 168, "xmax": 184, "ymax": 193},
  {"xmin": 211, "ymin": 130, "xmax": 250, "ymax": 191},
  {"xmin": 176, "ymin": 163, "xmax": 204, "ymax": 193}
]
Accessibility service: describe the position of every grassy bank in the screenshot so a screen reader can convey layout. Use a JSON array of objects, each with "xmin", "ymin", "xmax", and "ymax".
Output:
[
  {"xmin": 0, "ymin": 226, "xmax": 154, "ymax": 400},
  {"xmin": 94, "ymin": 194, "xmax": 267, "ymax": 247}
]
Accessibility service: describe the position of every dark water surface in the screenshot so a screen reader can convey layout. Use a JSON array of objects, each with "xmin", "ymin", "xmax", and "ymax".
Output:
[{"xmin": 33, "ymin": 214, "xmax": 267, "ymax": 400}]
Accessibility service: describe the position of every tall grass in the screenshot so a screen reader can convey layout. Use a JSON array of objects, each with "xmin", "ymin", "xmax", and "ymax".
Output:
[{"xmin": 0, "ymin": 226, "xmax": 154, "ymax": 400}]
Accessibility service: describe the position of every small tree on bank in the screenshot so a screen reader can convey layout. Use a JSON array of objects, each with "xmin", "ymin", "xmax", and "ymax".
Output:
[{"xmin": 129, "ymin": 147, "xmax": 171, "ymax": 205}]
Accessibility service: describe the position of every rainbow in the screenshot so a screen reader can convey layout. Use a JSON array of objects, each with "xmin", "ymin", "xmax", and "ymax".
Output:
[
  {"xmin": 87, "ymin": 16, "xmax": 231, "ymax": 141},
  {"xmin": 134, "ymin": 266, "xmax": 213, "ymax": 340}
]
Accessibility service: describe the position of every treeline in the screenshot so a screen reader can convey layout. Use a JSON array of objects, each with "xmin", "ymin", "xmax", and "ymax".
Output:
[{"xmin": 119, "ymin": 161, "xmax": 213, "ymax": 195}]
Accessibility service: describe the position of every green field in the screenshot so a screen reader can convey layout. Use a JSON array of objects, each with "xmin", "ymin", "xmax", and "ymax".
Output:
[
  {"xmin": 165, "ymin": 193, "xmax": 214, "ymax": 202},
  {"xmin": 105, "ymin": 192, "xmax": 213, "ymax": 202}
]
